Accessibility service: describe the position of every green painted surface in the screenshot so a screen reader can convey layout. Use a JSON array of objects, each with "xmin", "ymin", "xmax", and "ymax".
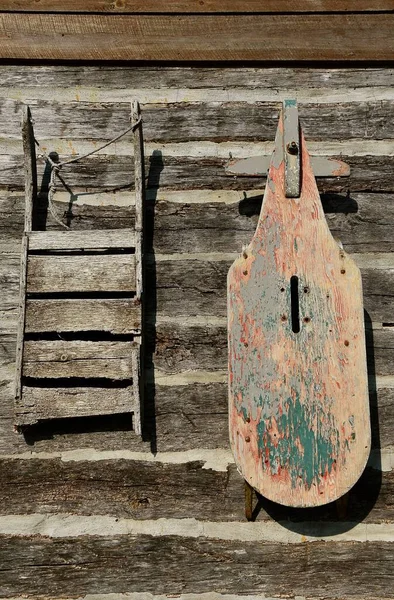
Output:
[{"xmin": 256, "ymin": 392, "xmax": 340, "ymax": 489}]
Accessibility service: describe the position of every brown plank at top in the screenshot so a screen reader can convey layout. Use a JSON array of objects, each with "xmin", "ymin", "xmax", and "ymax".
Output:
[
  {"xmin": 2, "ymin": 1, "xmax": 394, "ymax": 12},
  {"xmin": 0, "ymin": 13, "xmax": 393, "ymax": 60}
]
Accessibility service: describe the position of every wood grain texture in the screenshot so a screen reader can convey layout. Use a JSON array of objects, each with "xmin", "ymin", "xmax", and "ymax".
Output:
[
  {"xmin": 0, "ymin": 65, "xmax": 393, "ymax": 90},
  {"xmin": 3, "ymin": 0, "xmax": 394, "ymax": 12},
  {"xmin": 0, "ymin": 535, "xmax": 393, "ymax": 599},
  {"xmin": 228, "ymin": 112, "xmax": 371, "ymax": 507},
  {"xmin": 1, "ymin": 191, "xmax": 393, "ymax": 255},
  {"xmin": 25, "ymin": 298, "xmax": 141, "ymax": 334},
  {"xmin": 0, "ymin": 459, "xmax": 391, "ymax": 523},
  {"xmin": 14, "ymin": 235, "xmax": 28, "ymax": 401},
  {"xmin": 16, "ymin": 386, "xmax": 138, "ymax": 426},
  {"xmin": 4, "ymin": 304, "xmax": 394, "ymax": 378},
  {"xmin": 21, "ymin": 105, "xmax": 36, "ymax": 233},
  {"xmin": 28, "ymin": 229, "xmax": 136, "ymax": 251},
  {"xmin": 1, "ymin": 368, "xmax": 393, "ymax": 454},
  {"xmin": 27, "ymin": 254, "xmax": 136, "ymax": 293},
  {"xmin": 23, "ymin": 340, "xmax": 136, "ymax": 380},
  {"xmin": 1, "ymin": 251, "xmax": 392, "ymax": 323},
  {"xmin": 0, "ymin": 13, "xmax": 393, "ymax": 60},
  {"xmin": 2, "ymin": 100, "xmax": 394, "ymax": 141},
  {"xmin": 2, "ymin": 155, "xmax": 394, "ymax": 194},
  {"xmin": 0, "ymin": 63, "xmax": 392, "ymax": 596},
  {"xmin": 152, "ymin": 322, "xmax": 394, "ymax": 376},
  {"xmin": 151, "ymin": 261, "xmax": 393, "ymax": 324}
]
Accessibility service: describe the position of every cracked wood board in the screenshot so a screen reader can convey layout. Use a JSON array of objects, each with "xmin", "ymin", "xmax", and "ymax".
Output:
[{"xmin": 228, "ymin": 111, "xmax": 371, "ymax": 507}]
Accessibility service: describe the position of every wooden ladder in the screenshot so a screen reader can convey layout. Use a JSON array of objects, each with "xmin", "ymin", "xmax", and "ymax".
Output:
[{"xmin": 14, "ymin": 103, "xmax": 144, "ymax": 434}]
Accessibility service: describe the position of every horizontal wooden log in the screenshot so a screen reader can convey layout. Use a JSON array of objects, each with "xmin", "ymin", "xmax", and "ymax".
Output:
[
  {"xmin": 2, "ymin": 252, "xmax": 393, "ymax": 326},
  {"xmin": 2, "ymin": 155, "xmax": 394, "ymax": 193},
  {"xmin": 25, "ymin": 298, "xmax": 141, "ymax": 334},
  {"xmin": 0, "ymin": 368, "xmax": 392, "ymax": 453},
  {"xmin": 27, "ymin": 254, "xmax": 136, "ymax": 293},
  {"xmin": 28, "ymin": 229, "xmax": 136, "ymax": 251},
  {"xmin": 1, "ymin": 192, "xmax": 393, "ymax": 255},
  {"xmin": 23, "ymin": 340, "xmax": 136, "ymax": 379},
  {"xmin": 0, "ymin": 534, "xmax": 393, "ymax": 598},
  {"xmin": 147, "ymin": 194, "xmax": 394, "ymax": 255},
  {"xmin": 0, "ymin": 458, "xmax": 392, "ymax": 524},
  {"xmin": 2, "ymin": 99, "xmax": 394, "ymax": 141},
  {"xmin": 0, "ymin": 13, "xmax": 393, "ymax": 61},
  {"xmin": 2, "ymin": 251, "xmax": 393, "ymax": 324},
  {"xmin": 16, "ymin": 386, "xmax": 138, "ymax": 426},
  {"xmin": 3, "ymin": 1, "xmax": 393, "ymax": 13},
  {"xmin": 151, "ymin": 322, "xmax": 394, "ymax": 377},
  {"xmin": 154, "ymin": 382, "xmax": 394, "ymax": 454},
  {"xmin": 151, "ymin": 260, "xmax": 394, "ymax": 324},
  {"xmin": 0, "ymin": 66, "xmax": 393, "ymax": 91}
]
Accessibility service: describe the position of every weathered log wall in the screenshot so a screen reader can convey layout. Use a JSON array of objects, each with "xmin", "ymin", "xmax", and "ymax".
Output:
[{"xmin": 0, "ymin": 65, "xmax": 393, "ymax": 599}]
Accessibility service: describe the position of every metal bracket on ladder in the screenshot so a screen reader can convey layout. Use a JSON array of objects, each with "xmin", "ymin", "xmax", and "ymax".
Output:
[
  {"xmin": 14, "ymin": 102, "xmax": 145, "ymax": 435},
  {"xmin": 225, "ymin": 99, "xmax": 350, "ymax": 194}
]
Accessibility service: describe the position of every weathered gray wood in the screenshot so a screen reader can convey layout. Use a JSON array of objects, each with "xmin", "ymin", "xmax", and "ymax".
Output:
[
  {"xmin": 0, "ymin": 66, "xmax": 393, "ymax": 91},
  {"xmin": 25, "ymin": 298, "xmax": 141, "ymax": 334},
  {"xmin": 2, "ymin": 192, "xmax": 393, "ymax": 255},
  {"xmin": 7, "ymin": 317, "xmax": 394, "ymax": 379},
  {"xmin": 131, "ymin": 343, "xmax": 141, "ymax": 436},
  {"xmin": 151, "ymin": 322, "xmax": 394, "ymax": 376},
  {"xmin": 3, "ymin": 100, "xmax": 394, "ymax": 141},
  {"xmin": 27, "ymin": 254, "xmax": 136, "ymax": 293},
  {"xmin": 0, "ymin": 535, "xmax": 393, "ymax": 598},
  {"xmin": 151, "ymin": 261, "xmax": 394, "ymax": 324},
  {"xmin": 147, "ymin": 194, "xmax": 394, "ymax": 255},
  {"xmin": 21, "ymin": 105, "xmax": 36, "ymax": 232},
  {"xmin": 16, "ymin": 386, "xmax": 138, "ymax": 427},
  {"xmin": 0, "ymin": 458, "xmax": 391, "ymax": 524},
  {"xmin": 2, "ymin": 155, "xmax": 394, "ymax": 193},
  {"xmin": 14, "ymin": 235, "xmax": 28, "ymax": 400},
  {"xmin": 23, "ymin": 340, "xmax": 136, "ymax": 380},
  {"xmin": 28, "ymin": 228, "xmax": 136, "ymax": 250},
  {"xmin": 132, "ymin": 100, "xmax": 144, "ymax": 308},
  {"xmin": 2, "ymin": 251, "xmax": 393, "ymax": 324},
  {"xmin": 1, "ymin": 373, "xmax": 393, "ymax": 453}
]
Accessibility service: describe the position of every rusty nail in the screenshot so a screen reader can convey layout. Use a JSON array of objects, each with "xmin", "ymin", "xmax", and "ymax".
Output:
[
  {"xmin": 246, "ymin": 417, "xmax": 251, "ymax": 423},
  {"xmin": 304, "ymin": 317, "xmax": 310, "ymax": 323},
  {"xmin": 243, "ymin": 270, "xmax": 248, "ymax": 276},
  {"xmin": 245, "ymin": 436, "xmax": 250, "ymax": 443},
  {"xmin": 344, "ymin": 340, "xmax": 350, "ymax": 347},
  {"xmin": 243, "ymin": 341, "xmax": 248, "ymax": 348},
  {"xmin": 281, "ymin": 315, "xmax": 287, "ymax": 321},
  {"xmin": 341, "ymin": 269, "xmax": 346, "ymax": 274},
  {"xmin": 242, "ymin": 250, "xmax": 248, "ymax": 259}
]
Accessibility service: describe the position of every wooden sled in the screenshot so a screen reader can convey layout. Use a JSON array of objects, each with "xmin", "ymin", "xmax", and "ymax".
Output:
[{"xmin": 228, "ymin": 100, "xmax": 371, "ymax": 511}]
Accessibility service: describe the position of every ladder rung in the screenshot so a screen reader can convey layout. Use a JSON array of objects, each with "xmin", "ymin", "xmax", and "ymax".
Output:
[
  {"xmin": 23, "ymin": 340, "xmax": 139, "ymax": 380},
  {"xmin": 27, "ymin": 254, "xmax": 136, "ymax": 293},
  {"xmin": 28, "ymin": 229, "xmax": 137, "ymax": 251},
  {"xmin": 17, "ymin": 385, "xmax": 139, "ymax": 425},
  {"xmin": 25, "ymin": 298, "xmax": 141, "ymax": 334}
]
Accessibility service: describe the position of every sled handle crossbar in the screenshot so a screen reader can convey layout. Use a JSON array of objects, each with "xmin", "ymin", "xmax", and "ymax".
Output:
[{"xmin": 225, "ymin": 99, "xmax": 351, "ymax": 186}]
